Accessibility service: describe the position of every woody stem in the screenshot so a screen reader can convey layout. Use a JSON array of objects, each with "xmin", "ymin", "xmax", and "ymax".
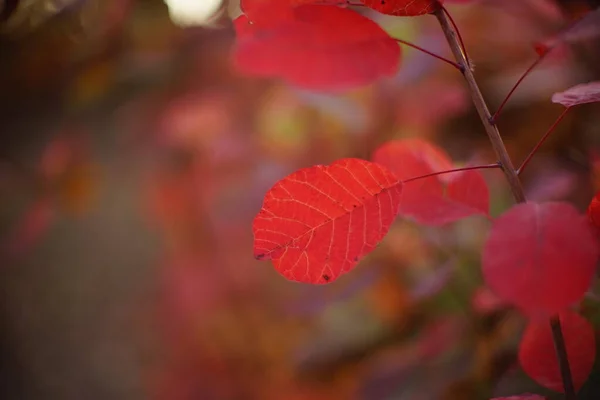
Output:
[{"xmin": 434, "ymin": 7, "xmax": 576, "ymax": 399}]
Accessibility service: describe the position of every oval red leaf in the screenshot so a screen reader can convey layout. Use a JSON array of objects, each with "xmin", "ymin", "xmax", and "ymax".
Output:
[
  {"xmin": 519, "ymin": 311, "xmax": 595, "ymax": 393},
  {"xmin": 482, "ymin": 202, "xmax": 599, "ymax": 314},
  {"xmin": 552, "ymin": 81, "xmax": 600, "ymax": 108},
  {"xmin": 233, "ymin": 5, "xmax": 401, "ymax": 91},
  {"xmin": 361, "ymin": 0, "xmax": 443, "ymax": 16},
  {"xmin": 373, "ymin": 139, "xmax": 489, "ymax": 225},
  {"xmin": 253, "ymin": 158, "xmax": 402, "ymax": 284}
]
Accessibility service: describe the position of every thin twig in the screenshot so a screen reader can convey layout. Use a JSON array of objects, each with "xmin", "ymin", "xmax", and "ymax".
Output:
[
  {"xmin": 394, "ymin": 38, "xmax": 463, "ymax": 71},
  {"xmin": 435, "ymin": 7, "xmax": 576, "ymax": 399},
  {"xmin": 403, "ymin": 163, "xmax": 500, "ymax": 183},
  {"xmin": 518, "ymin": 107, "xmax": 570, "ymax": 175},
  {"xmin": 434, "ymin": 9, "xmax": 525, "ymax": 203},
  {"xmin": 491, "ymin": 53, "xmax": 548, "ymax": 124}
]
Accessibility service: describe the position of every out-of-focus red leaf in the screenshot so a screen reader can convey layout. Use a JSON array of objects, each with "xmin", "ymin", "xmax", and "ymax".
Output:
[
  {"xmin": 361, "ymin": 0, "xmax": 443, "ymax": 16},
  {"xmin": 482, "ymin": 202, "xmax": 599, "ymax": 315},
  {"xmin": 472, "ymin": 286, "xmax": 506, "ymax": 314},
  {"xmin": 3, "ymin": 198, "xmax": 56, "ymax": 258},
  {"xmin": 372, "ymin": 139, "xmax": 490, "ymax": 225},
  {"xmin": 588, "ymin": 191, "xmax": 600, "ymax": 229},
  {"xmin": 491, "ymin": 395, "xmax": 546, "ymax": 400},
  {"xmin": 534, "ymin": 8, "xmax": 600, "ymax": 56},
  {"xmin": 253, "ymin": 158, "xmax": 402, "ymax": 284},
  {"xmin": 233, "ymin": 5, "xmax": 401, "ymax": 91},
  {"xmin": 552, "ymin": 81, "xmax": 600, "ymax": 107},
  {"xmin": 519, "ymin": 311, "xmax": 595, "ymax": 393}
]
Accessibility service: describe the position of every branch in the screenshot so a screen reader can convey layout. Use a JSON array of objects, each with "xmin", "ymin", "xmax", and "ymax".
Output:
[
  {"xmin": 403, "ymin": 163, "xmax": 500, "ymax": 183},
  {"xmin": 551, "ymin": 317, "xmax": 577, "ymax": 399},
  {"xmin": 435, "ymin": 8, "xmax": 576, "ymax": 399},
  {"xmin": 433, "ymin": 9, "xmax": 525, "ymax": 203}
]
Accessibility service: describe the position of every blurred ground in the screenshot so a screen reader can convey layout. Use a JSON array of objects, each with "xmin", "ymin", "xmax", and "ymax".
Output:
[{"xmin": 0, "ymin": 1, "xmax": 600, "ymax": 399}]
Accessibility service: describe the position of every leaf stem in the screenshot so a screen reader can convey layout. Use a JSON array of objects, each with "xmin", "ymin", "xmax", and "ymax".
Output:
[
  {"xmin": 517, "ymin": 107, "xmax": 570, "ymax": 175},
  {"xmin": 403, "ymin": 163, "xmax": 500, "ymax": 183},
  {"xmin": 441, "ymin": 6, "xmax": 470, "ymax": 68},
  {"xmin": 491, "ymin": 53, "xmax": 548, "ymax": 124},
  {"xmin": 394, "ymin": 38, "xmax": 463, "ymax": 71},
  {"xmin": 435, "ymin": 7, "xmax": 576, "ymax": 399},
  {"xmin": 434, "ymin": 8, "xmax": 525, "ymax": 203}
]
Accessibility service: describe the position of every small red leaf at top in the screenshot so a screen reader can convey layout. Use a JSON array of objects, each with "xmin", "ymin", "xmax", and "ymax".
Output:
[
  {"xmin": 482, "ymin": 202, "xmax": 599, "ymax": 315},
  {"xmin": 361, "ymin": 0, "xmax": 443, "ymax": 16},
  {"xmin": 253, "ymin": 158, "xmax": 402, "ymax": 284},
  {"xmin": 491, "ymin": 395, "xmax": 546, "ymax": 400},
  {"xmin": 588, "ymin": 191, "xmax": 600, "ymax": 229},
  {"xmin": 373, "ymin": 139, "xmax": 489, "ymax": 225},
  {"xmin": 233, "ymin": 5, "xmax": 401, "ymax": 91},
  {"xmin": 552, "ymin": 81, "xmax": 600, "ymax": 107},
  {"xmin": 519, "ymin": 311, "xmax": 595, "ymax": 393}
]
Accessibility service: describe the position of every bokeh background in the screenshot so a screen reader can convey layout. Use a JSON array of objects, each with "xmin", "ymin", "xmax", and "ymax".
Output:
[{"xmin": 1, "ymin": 1, "xmax": 600, "ymax": 399}]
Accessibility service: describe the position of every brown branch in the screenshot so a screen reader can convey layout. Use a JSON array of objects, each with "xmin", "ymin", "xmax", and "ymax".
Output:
[
  {"xmin": 434, "ymin": 7, "xmax": 576, "ymax": 399},
  {"xmin": 434, "ymin": 9, "xmax": 525, "ymax": 203}
]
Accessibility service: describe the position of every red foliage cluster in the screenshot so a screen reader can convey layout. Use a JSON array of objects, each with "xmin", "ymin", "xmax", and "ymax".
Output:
[{"xmin": 239, "ymin": 0, "xmax": 600, "ymax": 397}]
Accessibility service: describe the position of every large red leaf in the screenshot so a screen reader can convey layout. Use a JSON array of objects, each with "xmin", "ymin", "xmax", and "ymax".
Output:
[
  {"xmin": 482, "ymin": 202, "xmax": 599, "ymax": 314},
  {"xmin": 552, "ymin": 81, "xmax": 600, "ymax": 108},
  {"xmin": 233, "ymin": 5, "xmax": 401, "ymax": 91},
  {"xmin": 372, "ymin": 139, "xmax": 489, "ymax": 225},
  {"xmin": 361, "ymin": 0, "xmax": 443, "ymax": 16},
  {"xmin": 519, "ymin": 311, "xmax": 595, "ymax": 393},
  {"xmin": 253, "ymin": 158, "xmax": 402, "ymax": 284}
]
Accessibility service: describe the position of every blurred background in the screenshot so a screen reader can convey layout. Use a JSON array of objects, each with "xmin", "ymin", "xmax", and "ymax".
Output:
[{"xmin": 1, "ymin": 0, "xmax": 600, "ymax": 399}]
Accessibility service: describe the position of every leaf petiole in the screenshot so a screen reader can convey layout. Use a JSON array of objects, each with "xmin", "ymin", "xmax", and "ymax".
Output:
[
  {"xmin": 517, "ymin": 107, "xmax": 571, "ymax": 175},
  {"xmin": 393, "ymin": 38, "xmax": 463, "ymax": 71},
  {"xmin": 402, "ymin": 163, "xmax": 500, "ymax": 183},
  {"xmin": 491, "ymin": 53, "xmax": 549, "ymax": 124}
]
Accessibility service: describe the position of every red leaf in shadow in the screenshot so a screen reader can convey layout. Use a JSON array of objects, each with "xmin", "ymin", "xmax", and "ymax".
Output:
[
  {"xmin": 253, "ymin": 158, "xmax": 402, "ymax": 284},
  {"xmin": 482, "ymin": 202, "xmax": 599, "ymax": 315},
  {"xmin": 587, "ymin": 190, "xmax": 600, "ymax": 229},
  {"xmin": 552, "ymin": 81, "xmax": 600, "ymax": 107},
  {"xmin": 519, "ymin": 311, "xmax": 595, "ymax": 393},
  {"xmin": 372, "ymin": 139, "xmax": 490, "ymax": 225},
  {"xmin": 361, "ymin": 0, "xmax": 443, "ymax": 16},
  {"xmin": 233, "ymin": 5, "xmax": 401, "ymax": 91}
]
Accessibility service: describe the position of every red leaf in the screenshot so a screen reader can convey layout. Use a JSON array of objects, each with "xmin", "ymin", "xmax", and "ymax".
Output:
[
  {"xmin": 372, "ymin": 139, "xmax": 489, "ymax": 225},
  {"xmin": 534, "ymin": 8, "xmax": 600, "ymax": 56},
  {"xmin": 552, "ymin": 81, "xmax": 600, "ymax": 107},
  {"xmin": 233, "ymin": 5, "xmax": 401, "ymax": 91},
  {"xmin": 519, "ymin": 311, "xmax": 595, "ymax": 393},
  {"xmin": 482, "ymin": 202, "xmax": 599, "ymax": 314},
  {"xmin": 361, "ymin": 0, "xmax": 443, "ymax": 16},
  {"xmin": 588, "ymin": 191, "xmax": 600, "ymax": 229},
  {"xmin": 253, "ymin": 158, "xmax": 402, "ymax": 284},
  {"xmin": 491, "ymin": 395, "xmax": 546, "ymax": 400}
]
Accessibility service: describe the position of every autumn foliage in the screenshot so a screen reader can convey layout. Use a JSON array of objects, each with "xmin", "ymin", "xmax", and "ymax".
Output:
[{"xmin": 242, "ymin": 0, "xmax": 600, "ymax": 397}]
